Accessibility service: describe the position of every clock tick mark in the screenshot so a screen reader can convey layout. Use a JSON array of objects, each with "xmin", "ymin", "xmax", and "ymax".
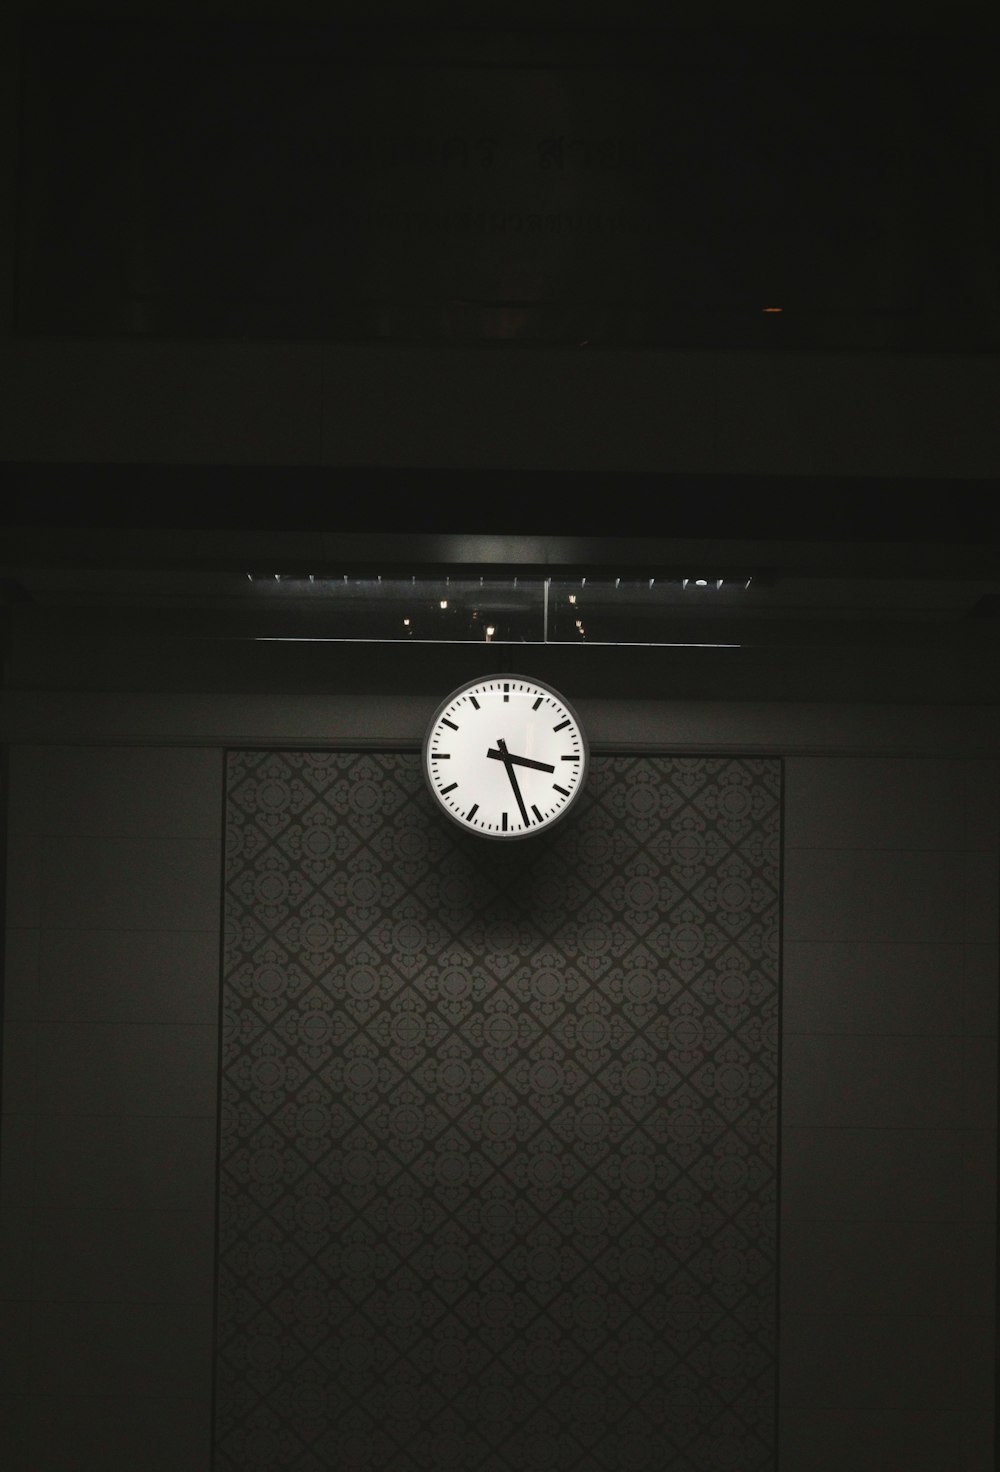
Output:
[
  {"xmin": 442, "ymin": 718, "xmax": 458, "ymax": 731},
  {"xmin": 467, "ymin": 803, "xmax": 479, "ymax": 820},
  {"xmin": 553, "ymin": 783, "xmax": 570, "ymax": 796},
  {"xmin": 552, "ymin": 719, "xmax": 570, "ymax": 732},
  {"xmin": 441, "ymin": 782, "xmax": 458, "ymax": 795}
]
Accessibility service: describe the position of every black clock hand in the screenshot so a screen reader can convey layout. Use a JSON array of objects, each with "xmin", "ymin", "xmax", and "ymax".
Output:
[
  {"xmin": 486, "ymin": 748, "xmax": 556, "ymax": 774},
  {"xmin": 494, "ymin": 738, "xmax": 530, "ymax": 827}
]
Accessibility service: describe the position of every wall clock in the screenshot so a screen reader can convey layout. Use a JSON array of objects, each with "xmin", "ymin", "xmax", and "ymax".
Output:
[{"xmin": 422, "ymin": 674, "xmax": 589, "ymax": 839}]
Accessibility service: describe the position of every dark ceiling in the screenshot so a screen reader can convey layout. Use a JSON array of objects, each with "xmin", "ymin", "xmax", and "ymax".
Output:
[
  {"xmin": 13, "ymin": 10, "xmax": 1000, "ymax": 350},
  {"xmin": 2, "ymin": 465, "xmax": 999, "ymax": 543},
  {"xmin": 3, "ymin": 4, "xmax": 998, "ymax": 699}
]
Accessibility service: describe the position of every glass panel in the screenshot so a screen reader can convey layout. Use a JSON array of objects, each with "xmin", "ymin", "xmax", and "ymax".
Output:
[
  {"xmin": 545, "ymin": 577, "xmax": 748, "ymax": 646},
  {"xmin": 251, "ymin": 576, "xmax": 545, "ymax": 643}
]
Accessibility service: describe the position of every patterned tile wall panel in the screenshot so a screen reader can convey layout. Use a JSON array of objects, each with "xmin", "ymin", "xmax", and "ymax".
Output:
[{"xmin": 216, "ymin": 752, "xmax": 782, "ymax": 1472}]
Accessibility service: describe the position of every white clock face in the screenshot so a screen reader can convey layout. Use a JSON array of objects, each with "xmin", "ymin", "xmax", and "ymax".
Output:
[{"xmin": 422, "ymin": 675, "xmax": 589, "ymax": 839}]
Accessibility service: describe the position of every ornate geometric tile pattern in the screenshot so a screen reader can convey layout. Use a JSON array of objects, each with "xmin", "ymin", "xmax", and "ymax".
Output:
[{"xmin": 215, "ymin": 751, "xmax": 782, "ymax": 1471}]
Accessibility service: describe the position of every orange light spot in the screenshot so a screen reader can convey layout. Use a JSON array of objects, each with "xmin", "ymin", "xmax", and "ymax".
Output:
[{"xmin": 762, "ymin": 307, "xmax": 783, "ymax": 313}]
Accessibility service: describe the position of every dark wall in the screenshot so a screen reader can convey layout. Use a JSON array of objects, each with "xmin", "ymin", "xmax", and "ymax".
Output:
[{"xmin": 1, "ymin": 738, "xmax": 997, "ymax": 1470}]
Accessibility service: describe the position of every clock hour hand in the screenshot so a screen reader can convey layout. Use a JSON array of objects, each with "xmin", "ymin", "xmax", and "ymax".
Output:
[
  {"xmin": 486, "ymin": 748, "xmax": 555, "ymax": 774},
  {"xmin": 493, "ymin": 738, "xmax": 530, "ymax": 827}
]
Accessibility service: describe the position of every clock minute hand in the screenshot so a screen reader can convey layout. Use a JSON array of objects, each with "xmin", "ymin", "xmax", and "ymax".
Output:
[
  {"xmin": 486, "ymin": 748, "xmax": 555, "ymax": 774},
  {"xmin": 493, "ymin": 738, "xmax": 530, "ymax": 827}
]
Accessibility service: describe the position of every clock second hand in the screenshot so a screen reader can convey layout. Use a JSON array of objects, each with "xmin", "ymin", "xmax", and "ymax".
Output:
[{"xmin": 493, "ymin": 738, "xmax": 531, "ymax": 827}]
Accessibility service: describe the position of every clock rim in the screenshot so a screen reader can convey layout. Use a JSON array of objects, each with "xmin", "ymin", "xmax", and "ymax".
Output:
[{"xmin": 420, "ymin": 672, "xmax": 590, "ymax": 841}]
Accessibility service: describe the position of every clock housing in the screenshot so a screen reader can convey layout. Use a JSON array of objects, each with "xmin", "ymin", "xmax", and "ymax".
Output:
[{"xmin": 422, "ymin": 674, "xmax": 589, "ymax": 839}]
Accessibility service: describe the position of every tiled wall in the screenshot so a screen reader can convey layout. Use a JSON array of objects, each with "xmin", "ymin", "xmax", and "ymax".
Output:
[
  {"xmin": 1, "ymin": 747, "xmax": 223, "ymax": 1471},
  {"xmin": 2, "ymin": 746, "xmax": 998, "ymax": 1471},
  {"xmin": 216, "ymin": 752, "xmax": 781, "ymax": 1469},
  {"xmin": 779, "ymin": 758, "xmax": 998, "ymax": 1470}
]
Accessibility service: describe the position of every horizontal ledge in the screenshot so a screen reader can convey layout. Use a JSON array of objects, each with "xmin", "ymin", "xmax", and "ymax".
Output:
[{"xmin": 3, "ymin": 693, "xmax": 998, "ymax": 755}]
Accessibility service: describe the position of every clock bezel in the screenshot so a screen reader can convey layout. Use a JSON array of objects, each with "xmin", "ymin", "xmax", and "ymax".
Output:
[{"xmin": 421, "ymin": 672, "xmax": 590, "ymax": 840}]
